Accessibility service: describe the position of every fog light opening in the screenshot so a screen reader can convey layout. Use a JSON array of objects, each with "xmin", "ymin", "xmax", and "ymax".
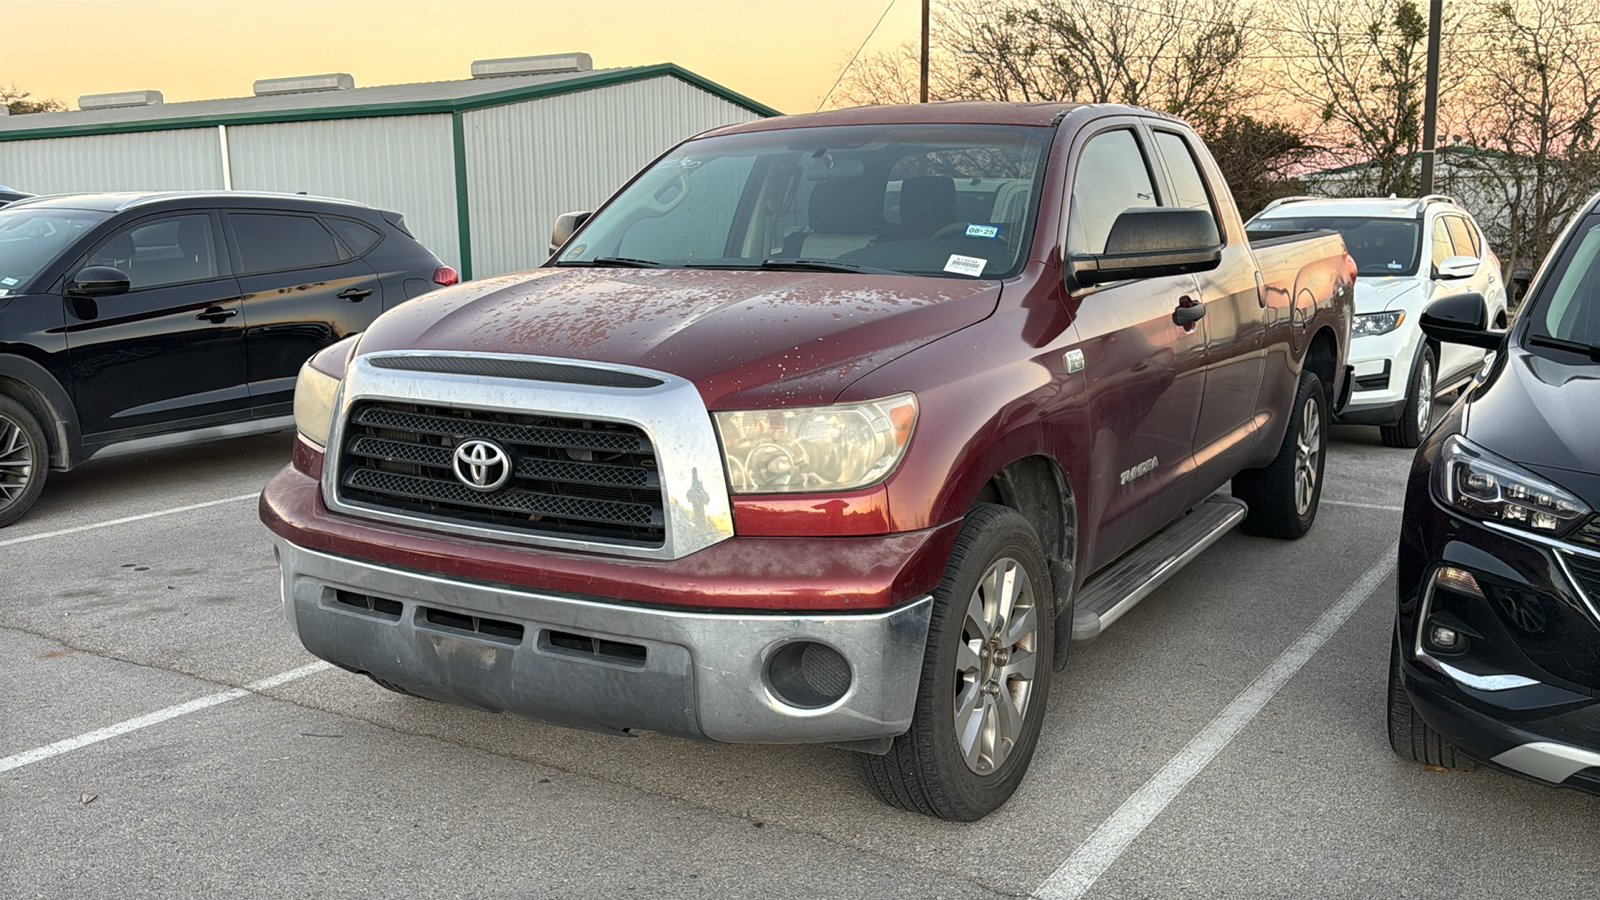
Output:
[{"xmin": 766, "ymin": 641, "xmax": 852, "ymax": 710}]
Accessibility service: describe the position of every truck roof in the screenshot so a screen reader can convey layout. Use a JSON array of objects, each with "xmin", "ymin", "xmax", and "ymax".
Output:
[{"xmin": 704, "ymin": 100, "xmax": 1131, "ymax": 136}]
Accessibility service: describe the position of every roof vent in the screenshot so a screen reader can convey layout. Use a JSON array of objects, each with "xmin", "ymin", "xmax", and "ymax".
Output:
[
  {"xmin": 78, "ymin": 90, "xmax": 165, "ymax": 110},
  {"xmin": 253, "ymin": 73, "xmax": 356, "ymax": 96},
  {"xmin": 471, "ymin": 52, "xmax": 593, "ymax": 79}
]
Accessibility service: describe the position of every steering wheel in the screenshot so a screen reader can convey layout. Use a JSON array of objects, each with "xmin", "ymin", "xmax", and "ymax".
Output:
[{"xmin": 931, "ymin": 222, "xmax": 973, "ymax": 240}]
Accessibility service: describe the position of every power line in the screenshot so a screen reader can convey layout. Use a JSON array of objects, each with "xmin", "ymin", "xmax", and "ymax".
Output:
[{"xmin": 818, "ymin": 0, "xmax": 900, "ymax": 111}]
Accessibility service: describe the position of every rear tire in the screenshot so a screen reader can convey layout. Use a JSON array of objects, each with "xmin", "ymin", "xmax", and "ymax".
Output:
[
  {"xmin": 1387, "ymin": 630, "xmax": 1474, "ymax": 769},
  {"xmin": 857, "ymin": 503, "xmax": 1054, "ymax": 821},
  {"xmin": 0, "ymin": 395, "xmax": 48, "ymax": 529},
  {"xmin": 1381, "ymin": 347, "xmax": 1436, "ymax": 449},
  {"xmin": 1232, "ymin": 371, "xmax": 1325, "ymax": 539}
]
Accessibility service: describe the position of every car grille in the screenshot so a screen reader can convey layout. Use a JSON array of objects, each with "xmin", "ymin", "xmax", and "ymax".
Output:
[
  {"xmin": 1573, "ymin": 518, "xmax": 1600, "ymax": 551},
  {"xmin": 1565, "ymin": 552, "xmax": 1600, "ymax": 605},
  {"xmin": 335, "ymin": 401, "xmax": 664, "ymax": 546}
]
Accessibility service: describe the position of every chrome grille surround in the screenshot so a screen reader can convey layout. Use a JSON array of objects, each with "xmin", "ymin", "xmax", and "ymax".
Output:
[{"xmin": 322, "ymin": 351, "xmax": 733, "ymax": 561}]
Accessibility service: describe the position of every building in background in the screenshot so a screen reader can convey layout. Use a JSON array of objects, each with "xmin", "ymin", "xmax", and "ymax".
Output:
[{"xmin": 0, "ymin": 55, "xmax": 775, "ymax": 278}]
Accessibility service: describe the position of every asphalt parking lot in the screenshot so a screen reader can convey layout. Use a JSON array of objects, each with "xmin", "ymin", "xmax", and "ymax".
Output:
[{"xmin": 3, "ymin": 413, "xmax": 1598, "ymax": 899}]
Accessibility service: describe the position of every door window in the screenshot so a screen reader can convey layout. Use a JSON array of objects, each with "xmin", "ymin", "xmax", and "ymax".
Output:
[
  {"xmin": 229, "ymin": 213, "xmax": 342, "ymax": 275},
  {"xmin": 1068, "ymin": 129, "xmax": 1159, "ymax": 255},
  {"xmin": 89, "ymin": 214, "xmax": 219, "ymax": 290},
  {"xmin": 1430, "ymin": 219, "xmax": 1455, "ymax": 270},
  {"xmin": 1443, "ymin": 216, "xmax": 1479, "ymax": 258},
  {"xmin": 1152, "ymin": 131, "xmax": 1217, "ymax": 219}
]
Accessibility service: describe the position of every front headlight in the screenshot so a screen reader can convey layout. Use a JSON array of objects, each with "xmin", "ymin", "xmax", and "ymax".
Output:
[
  {"xmin": 293, "ymin": 362, "xmax": 343, "ymax": 448},
  {"xmin": 1434, "ymin": 434, "xmax": 1590, "ymax": 534},
  {"xmin": 1353, "ymin": 310, "xmax": 1406, "ymax": 336},
  {"xmin": 714, "ymin": 393, "xmax": 917, "ymax": 493}
]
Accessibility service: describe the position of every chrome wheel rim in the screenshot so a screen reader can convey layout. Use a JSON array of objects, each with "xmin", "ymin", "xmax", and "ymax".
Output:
[
  {"xmin": 954, "ymin": 556, "xmax": 1038, "ymax": 775},
  {"xmin": 0, "ymin": 413, "xmax": 34, "ymax": 512},
  {"xmin": 1294, "ymin": 396, "xmax": 1321, "ymax": 517},
  {"xmin": 1416, "ymin": 363, "xmax": 1434, "ymax": 433}
]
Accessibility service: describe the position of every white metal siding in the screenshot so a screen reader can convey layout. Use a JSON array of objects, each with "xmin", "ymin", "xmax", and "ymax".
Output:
[
  {"xmin": 226, "ymin": 115, "xmax": 460, "ymax": 269},
  {"xmin": 0, "ymin": 129, "xmax": 224, "ymax": 194},
  {"xmin": 463, "ymin": 76, "xmax": 762, "ymax": 277}
]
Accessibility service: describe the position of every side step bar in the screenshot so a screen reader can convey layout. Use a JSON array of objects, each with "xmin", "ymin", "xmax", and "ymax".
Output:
[{"xmin": 1071, "ymin": 495, "xmax": 1248, "ymax": 641}]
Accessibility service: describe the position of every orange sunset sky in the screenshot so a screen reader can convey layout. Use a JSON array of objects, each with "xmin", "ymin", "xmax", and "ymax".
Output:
[{"xmin": 5, "ymin": 0, "xmax": 923, "ymax": 115}]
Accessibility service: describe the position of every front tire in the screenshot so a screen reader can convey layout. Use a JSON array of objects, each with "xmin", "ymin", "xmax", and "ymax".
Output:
[
  {"xmin": 0, "ymin": 395, "xmax": 48, "ymax": 529},
  {"xmin": 1387, "ymin": 629, "xmax": 1474, "ymax": 769},
  {"xmin": 857, "ymin": 503, "xmax": 1055, "ymax": 821},
  {"xmin": 1381, "ymin": 346, "xmax": 1436, "ymax": 449},
  {"xmin": 1232, "ymin": 371, "xmax": 1326, "ymax": 539}
]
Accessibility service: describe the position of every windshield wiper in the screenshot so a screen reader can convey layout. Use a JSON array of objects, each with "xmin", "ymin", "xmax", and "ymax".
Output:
[
  {"xmin": 1527, "ymin": 333, "xmax": 1600, "ymax": 361},
  {"xmin": 557, "ymin": 256, "xmax": 663, "ymax": 269},
  {"xmin": 755, "ymin": 258, "xmax": 903, "ymax": 276}
]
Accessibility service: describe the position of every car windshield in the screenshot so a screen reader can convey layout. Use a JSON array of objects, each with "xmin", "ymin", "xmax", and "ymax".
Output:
[
  {"xmin": 1531, "ymin": 217, "xmax": 1600, "ymax": 350},
  {"xmin": 557, "ymin": 123, "xmax": 1054, "ymax": 279},
  {"xmin": 0, "ymin": 207, "xmax": 110, "ymax": 293},
  {"xmin": 1252, "ymin": 215, "xmax": 1422, "ymax": 277}
]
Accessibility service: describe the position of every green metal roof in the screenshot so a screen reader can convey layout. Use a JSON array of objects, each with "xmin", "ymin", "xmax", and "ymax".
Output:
[{"xmin": 0, "ymin": 63, "xmax": 779, "ymax": 142}]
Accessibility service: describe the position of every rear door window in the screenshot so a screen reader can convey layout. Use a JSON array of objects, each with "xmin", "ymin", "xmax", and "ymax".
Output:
[
  {"xmin": 228, "ymin": 213, "xmax": 342, "ymax": 274},
  {"xmin": 1068, "ymin": 129, "xmax": 1159, "ymax": 255},
  {"xmin": 1151, "ymin": 131, "xmax": 1216, "ymax": 218},
  {"xmin": 89, "ymin": 213, "xmax": 220, "ymax": 290}
]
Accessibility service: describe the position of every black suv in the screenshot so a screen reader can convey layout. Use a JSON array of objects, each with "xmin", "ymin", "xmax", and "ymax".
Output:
[
  {"xmin": 0, "ymin": 191, "xmax": 455, "ymax": 526},
  {"xmin": 1389, "ymin": 189, "xmax": 1600, "ymax": 793}
]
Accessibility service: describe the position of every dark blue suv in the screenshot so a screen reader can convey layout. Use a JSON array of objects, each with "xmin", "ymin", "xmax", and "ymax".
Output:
[{"xmin": 0, "ymin": 191, "xmax": 455, "ymax": 526}]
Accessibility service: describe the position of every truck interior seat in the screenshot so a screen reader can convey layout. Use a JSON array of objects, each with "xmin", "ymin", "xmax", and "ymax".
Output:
[{"xmin": 782, "ymin": 178, "xmax": 882, "ymax": 258}]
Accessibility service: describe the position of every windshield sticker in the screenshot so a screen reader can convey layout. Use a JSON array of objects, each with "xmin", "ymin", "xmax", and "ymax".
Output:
[
  {"xmin": 944, "ymin": 254, "xmax": 988, "ymax": 277},
  {"xmin": 1387, "ymin": 262, "xmax": 1404, "ymax": 270},
  {"xmin": 0, "ymin": 277, "xmax": 17, "ymax": 286},
  {"xmin": 0, "ymin": 289, "xmax": 8, "ymax": 297},
  {"xmin": 964, "ymin": 224, "xmax": 1001, "ymax": 240},
  {"xmin": 564, "ymin": 244, "xmax": 587, "ymax": 259}
]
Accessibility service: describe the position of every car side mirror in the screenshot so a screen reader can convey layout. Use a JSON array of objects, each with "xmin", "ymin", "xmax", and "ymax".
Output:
[
  {"xmin": 1420, "ymin": 291, "xmax": 1501, "ymax": 350},
  {"xmin": 1436, "ymin": 255, "xmax": 1479, "ymax": 280},
  {"xmin": 67, "ymin": 265, "xmax": 131, "ymax": 297},
  {"xmin": 1069, "ymin": 207, "xmax": 1222, "ymax": 289},
  {"xmin": 549, "ymin": 211, "xmax": 592, "ymax": 257}
]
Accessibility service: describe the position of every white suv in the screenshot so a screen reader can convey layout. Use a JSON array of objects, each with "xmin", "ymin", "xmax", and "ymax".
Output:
[{"xmin": 1247, "ymin": 195, "xmax": 1508, "ymax": 447}]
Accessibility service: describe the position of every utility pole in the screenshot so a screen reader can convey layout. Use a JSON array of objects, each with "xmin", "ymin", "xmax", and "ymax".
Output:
[
  {"xmin": 920, "ymin": 0, "xmax": 930, "ymax": 103},
  {"xmin": 1420, "ymin": 0, "xmax": 1442, "ymax": 193}
]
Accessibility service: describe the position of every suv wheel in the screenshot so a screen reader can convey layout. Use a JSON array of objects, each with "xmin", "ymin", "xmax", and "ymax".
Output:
[
  {"xmin": 1381, "ymin": 347, "xmax": 1436, "ymax": 449},
  {"xmin": 0, "ymin": 395, "xmax": 48, "ymax": 528},
  {"xmin": 1387, "ymin": 629, "xmax": 1474, "ymax": 769},
  {"xmin": 857, "ymin": 503, "xmax": 1054, "ymax": 821},
  {"xmin": 1232, "ymin": 370, "xmax": 1326, "ymax": 539}
]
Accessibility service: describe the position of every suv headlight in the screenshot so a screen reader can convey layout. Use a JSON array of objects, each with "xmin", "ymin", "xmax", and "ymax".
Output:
[
  {"xmin": 714, "ymin": 393, "xmax": 917, "ymax": 493},
  {"xmin": 293, "ymin": 336, "xmax": 359, "ymax": 447},
  {"xmin": 1353, "ymin": 310, "xmax": 1405, "ymax": 337},
  {"xmin": 1434, "ymin": 434, "xmax": 1589, "ymax": 534}
]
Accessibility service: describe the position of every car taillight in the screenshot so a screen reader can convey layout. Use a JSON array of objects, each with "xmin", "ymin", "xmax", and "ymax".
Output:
[{"xmin": 433, "ymin": 265, "xmax": 459, "ymax": 286}]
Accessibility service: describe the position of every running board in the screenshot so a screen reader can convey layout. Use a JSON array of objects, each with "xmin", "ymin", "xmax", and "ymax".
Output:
[{"xmin": 1071, "ymin": 495, "xmax": 1249, "ymax": 642}]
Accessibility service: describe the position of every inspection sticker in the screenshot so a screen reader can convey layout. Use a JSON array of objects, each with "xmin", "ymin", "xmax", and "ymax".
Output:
[
  {"xmin": 0, "ymin": 289, "xmax": 9, "ymax": 298},
  {"xmin": 964, "ymin": 223, "xmax": 1001, "ymax": 239},
  {"xmin": 944, "ymin": 254, "xmax": 988, "ymax": 277},
  {"xmin": 0, "ymin": 277, "xmax": 17, "ymax": 286}
]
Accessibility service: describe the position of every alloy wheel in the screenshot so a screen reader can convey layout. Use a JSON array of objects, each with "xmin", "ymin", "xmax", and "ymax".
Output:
[
  {"xmin": 1294, "ymin": 396, "xmax": 1321, "ymax": 517},
  {"xmin": 0, "ymin": 413, "xmax": 34, "ymax": 513},
  {"xmin": 953, "ymin": 557, "xmax": 1039, "ymax": 775},
  {"xmin": 1416, "ymin": 362, "xmax": 1434, "ymax": 433}
]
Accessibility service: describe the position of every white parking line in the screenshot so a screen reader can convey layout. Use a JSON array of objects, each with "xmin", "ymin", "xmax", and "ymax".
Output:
[
  {"xmin": 0, "ymin": 493, "xmax": 259, "ymax": 549},
  {"xmin": 1033, "ymin": 548, "xmax": 1397, "ymax": 900},
  {"xmin": 0, "ymin": 661, "xmax": 331, "ymax": 775},
  {"xmin": 1323, "ymin": 500, "xmax": 1405, "ymax": 512}
]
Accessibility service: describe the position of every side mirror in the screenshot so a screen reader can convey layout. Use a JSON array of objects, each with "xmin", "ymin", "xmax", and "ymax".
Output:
[
  {"xmin": 1070, "ymin": 207, "xmax": 1222, "ymax": 289},
  {"xmin": 1436, "ymin": 255, "xmax": 1479, "ymax": 280},
  {"xmin": 67, "ymin": 266, "xmax": 131, "ymax": 297},
  {"xmin": 549, "ymin": 210, "xmax": 592, "ymax": 257},
  {"xmin": 1420, "ymin": 291, "xmax": 1501, "ymax": 350}
]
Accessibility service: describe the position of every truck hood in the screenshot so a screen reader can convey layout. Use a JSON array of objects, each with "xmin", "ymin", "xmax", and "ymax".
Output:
[
  {"xmin": 1465, "ymin": 348, "xmax": 1600, "ymax": 502},
  {"xmin": 1354, "ymin": 277, "xmax": 1420, "ymax": 314},
  {"xmin": 355, "ymin": 267, "xmax": 1002, "ymax": 408}
]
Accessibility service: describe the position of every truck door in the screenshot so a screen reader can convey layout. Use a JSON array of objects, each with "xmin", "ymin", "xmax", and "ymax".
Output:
[
  {"xmin": 1148, "ymin": 127, "xmax": 1267, "ymax": 503},
  {"xmin": 1065, "ymin": 125, "xmax": 1207, "ymax": 571}
]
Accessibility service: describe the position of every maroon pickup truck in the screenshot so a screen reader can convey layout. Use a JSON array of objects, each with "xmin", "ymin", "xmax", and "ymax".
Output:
[{"xmin": 261, "ymin": 102, "xmax": 1353, "ymax": 820}]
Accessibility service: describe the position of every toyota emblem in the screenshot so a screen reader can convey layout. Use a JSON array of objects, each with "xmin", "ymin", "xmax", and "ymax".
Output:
[{"xmin": 452, "ymin": 439, "xmax": 512, "ymax": 492}]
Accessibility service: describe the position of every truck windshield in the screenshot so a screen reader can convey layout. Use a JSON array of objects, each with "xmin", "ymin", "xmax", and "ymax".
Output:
[
  {"xmin": 0, "ymin": 207, "xmax": 109, "ymax": 294},
  {"xmin": 1530, "ymin": 218, "xmax": 1600, "ymax": 353},
  {"xmin": 557, "ymin": 123, "xmax": 1053, "ymax": 279},
  {"xmin": 1252, "ymin": 216, "xmax": 1422, "ymax": 277}
]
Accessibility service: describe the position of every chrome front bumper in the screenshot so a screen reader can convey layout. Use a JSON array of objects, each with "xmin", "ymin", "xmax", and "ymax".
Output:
[{"xmin": 276, "ymin": 540, "xmax": 933, "ymax": 745}]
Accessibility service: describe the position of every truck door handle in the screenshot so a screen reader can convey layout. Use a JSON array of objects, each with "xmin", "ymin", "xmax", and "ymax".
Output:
[
  {"xmin": 338, "ymin": 288, "xmax": 374, "ymax": 302},
  {"xmin": 196, "ymin": 306, "xmax": 238, "ymax": 322},
  {"xmin": 1173, "ymin": 296, "xmax": 1206, "ymax": 329}
]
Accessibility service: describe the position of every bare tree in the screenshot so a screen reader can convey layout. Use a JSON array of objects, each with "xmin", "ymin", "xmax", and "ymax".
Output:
[
  {"xmin": 2, "ymin": 85, "xmax": 67, "ymax": 115},
  {"xmin": 1446, "ymin": 0, "xmax": 1600, "ymax": 276}
]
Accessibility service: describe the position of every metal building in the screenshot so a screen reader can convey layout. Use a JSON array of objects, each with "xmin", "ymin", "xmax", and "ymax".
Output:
[{"xmin": 0, "ymin": 56, "xmax": 776, "ymax": 278}]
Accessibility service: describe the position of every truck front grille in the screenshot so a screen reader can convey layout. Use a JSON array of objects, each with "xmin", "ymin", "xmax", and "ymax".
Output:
[{"xmin": 335, "ymin": 401, "xmax": 665, "ymax": 546}]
